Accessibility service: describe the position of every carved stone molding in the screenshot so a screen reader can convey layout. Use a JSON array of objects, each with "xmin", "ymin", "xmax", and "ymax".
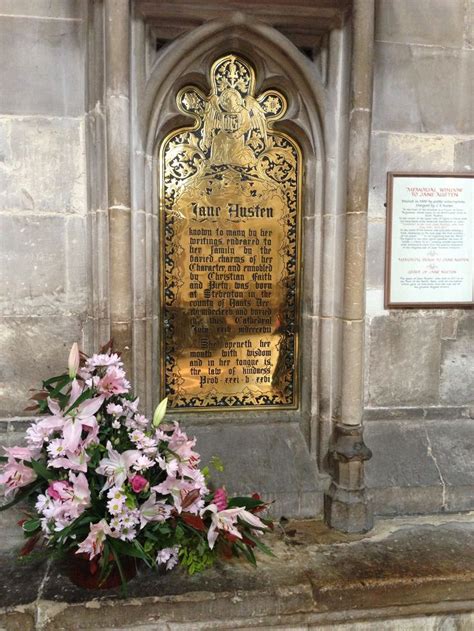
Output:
[{"xmin": 135, "ymin": 0, "xmax": 352, "ymax": 47}]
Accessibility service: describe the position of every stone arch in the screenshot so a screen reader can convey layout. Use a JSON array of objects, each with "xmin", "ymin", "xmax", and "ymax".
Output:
[{"xmin": 130, "ymin": 12, "xmax": 352, "ymax": 517}]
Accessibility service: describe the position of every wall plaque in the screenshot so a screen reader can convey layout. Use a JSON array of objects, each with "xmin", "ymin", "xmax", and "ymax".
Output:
[
  {"xmin": 385, "ymin": 172, "xmax": 474, "ymax": 309},
  {"xmin": 160, "ymin": 54, "xmax": 302, "ymax": 409}
]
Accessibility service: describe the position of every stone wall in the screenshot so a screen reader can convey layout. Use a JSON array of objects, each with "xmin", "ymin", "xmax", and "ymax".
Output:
[
  {"xmin": 364, "ymin": 0, "xmax": 474, "ymax": 513},
  {"xmin": 0, "ymin": 0, "xmax": 472, "ymax": 521},
  {"xmin": 0, "ymin": 0, "xmax": 90, "ymax": 417}
]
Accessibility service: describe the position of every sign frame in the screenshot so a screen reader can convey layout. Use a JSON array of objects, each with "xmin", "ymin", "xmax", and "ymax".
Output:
[{"xmin": 384, "ymin": 171, "xmax": 474, "ymax": 310}]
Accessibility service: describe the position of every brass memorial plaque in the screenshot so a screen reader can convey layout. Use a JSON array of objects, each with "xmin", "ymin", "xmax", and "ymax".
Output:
[{"xmin": 160, "ymin": 54, "xmax": 302, "ymax": 409}]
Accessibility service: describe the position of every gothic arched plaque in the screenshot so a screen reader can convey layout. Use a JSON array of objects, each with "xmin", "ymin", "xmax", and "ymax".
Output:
[{"xmin": 160, "ymin": 54, "xmax": 302, "ymax": 409}]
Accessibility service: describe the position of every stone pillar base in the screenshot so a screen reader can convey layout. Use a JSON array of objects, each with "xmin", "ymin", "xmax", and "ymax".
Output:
[
  {"xmin": 324, "ymin": 483, "xmax": 373, "ymax": 533},
  {"xmin": 324, "ymin": 423, "xmax": 373, "ymax": 533}
]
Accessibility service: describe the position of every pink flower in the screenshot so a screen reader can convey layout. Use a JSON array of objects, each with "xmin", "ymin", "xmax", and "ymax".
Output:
[
  {"xmin": 43, "ymin": 383, "xmax": 104, "ymax": 453},
  {"xmin": 130, "ymin": 474, "xmax": 149, "ymax": 493},
  {"xmin": 214, "ymin": 487, "xmax": 228, "ymax": 511},
  {"xmin": 0, "ymin": 457, "xmax": 37, "ymax": 497},
  {"xmin": 4, "ymin": 446, "xmax": 39, "ymax": 461},
  {"xmin": 167, "ymin": 424, "xmax": 200, "ymax": 466},
  {"xmin": 38, "ymin": 473, "xmax": 91, "ymax": 533},
  {"xmin": 152, "ymin": 475, "xmax": 205, "ymax": 514},
  {"xmin": 201, "ymin": 504, "xmax": 267, "ymax": 550},
  {"xmin": 76, "ymin": 519, "xmax": 111, "ymax": 560},
  {"xmin": 69, "ymin": 471, "xmax": 91, "ymax": 510},
  {"xmin": 97, "ymin": 366, "xmax": 130, "ymax": 397},
  {"xmin": 139, "ymin": 493, "xmax": 171, "ymax": 528},
  {"xmin": 96, "ymin": 441, "xmax": 140, "ymax": 491},
  {"xmin": 48, "ymin": 447, "xmax": 90, "ymax": 473},
  {"xmin": 47, "ymin": 480, "xmax": 73, "ymax": 501}
]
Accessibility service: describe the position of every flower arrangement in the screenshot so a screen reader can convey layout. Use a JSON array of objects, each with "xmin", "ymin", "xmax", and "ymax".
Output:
[{"xmin": 0, "ymin": 343, "xmax": 272, "ymax": 590}]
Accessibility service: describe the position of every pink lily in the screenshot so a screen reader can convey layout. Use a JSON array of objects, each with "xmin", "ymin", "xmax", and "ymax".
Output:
[
  {"xmin": 42, "ymin": 382, "xmax": 104, "ymax": 453},
  {"xmin": 76, "ymin": 519, "xmax": 111, "ymax": 560},
  {"xmin": 48, "ymin": 448, "xmax": 90, "ymax": 473},
  {"xmin": 139, "ymin": 493, "xmax": 171, "ymax": 529},
  {"xmin": 3, "ymin": 445, "xmax": 40, "ymax": 461},
  {"xmin": 69, "ymin": 472, "xmax": 91, "ymax": 512},
  {"xmin": 96, "ymin": 441, "xmax": 140, "ymax": 492},
  {"xmin": 47, "ymin": 480, "xmax": 73, "ymax": 501},
  {"xmin": 201, "ymin": 504, "xmax": 267, "ymax": 550},
  {"xmin": 0, "ymin": 457, "xmax": 37, "ymax": 497}
]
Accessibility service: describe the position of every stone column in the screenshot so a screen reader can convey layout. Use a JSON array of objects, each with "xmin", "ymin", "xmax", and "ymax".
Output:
[
  {"xmin": 104, "ymin": 0, "xmax": 133, "ymax": 370},
  {"xmin": 324, "ymin": 0, "xmax": 375, "ymax": 533}
]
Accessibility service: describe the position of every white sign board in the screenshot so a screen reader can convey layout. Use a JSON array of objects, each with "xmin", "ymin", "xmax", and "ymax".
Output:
[{"xmin": 385, "ymin": 173, "xmax": 474, "ymax": 308}]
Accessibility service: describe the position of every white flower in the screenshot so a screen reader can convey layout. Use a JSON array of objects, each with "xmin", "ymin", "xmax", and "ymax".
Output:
[
  {"xmin": 107, "ymin": 486, "xmax": 127, "ymax": 501},
  {"xmin": 133, "ymin": 454, "xmax": 154, "ymax": 471},
  {"xmin": 133, "ymin": 414, "xmax": 149, "ymax": 428},
  {"xmin": 119, "ymin": 526, "xmax": 136, "ymax": 542},
  {"xmin": 156, "ymin": 546, "xmax": 179, "ymax": 570},
  {"xmin": 107, "ymin": 497, "xmax": 125, "ymax": 516},
  {"xmin": 107, "ymin": 403, "xmax": 123, "ymax": 416},
  {"xmin": 47, "ymin": 438, "xmax": 66, "ymax": 458},
  {"xmin": 86, "ymin": 353, "xmax": 123, "ymax": 369}
]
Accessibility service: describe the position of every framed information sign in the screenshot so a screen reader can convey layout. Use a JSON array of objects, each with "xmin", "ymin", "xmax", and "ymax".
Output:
[{"xmin": 385, "ymin": 172, "xmax": 474, "ymax": 309}]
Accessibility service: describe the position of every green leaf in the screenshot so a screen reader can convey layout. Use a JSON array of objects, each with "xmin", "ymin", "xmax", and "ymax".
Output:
[
  {"xmin": 30, "ymin": 459, "xmax": 54, "ymax": 481},
  {"xmin": 227, "ymin": 496, "xmax": 265, "ymax": 510},
  {"xmin": 43, "ymin": 373, "xmax": 68, "ymax": 387},
  {"xmin": 22, "ymin": 518, "xmax": 41, "ymax": 533},
  {"xmin": 234, "ymin": 541, "xmax": 257, "ymax": 566},
  {"xmin": 210, "ymin": 456, "xmax": 224, "ymax": 472},
  {"xmin": 64, "ymin": 388, "xmax": 93, "ymax": 415},
  {"xmin": 109, "ymin": 538, "xmax": 147, "ymax": 560},
  {"xmin": 109, "ymin": 540, "xmax": 128, "ymax": 596},
  {"xmin": 0, "ymin": 479, "xmax": 43, "ymax": 512},
  {"xmin": 47, "ymin": 375, "xmax": 71, "ymax": 399}
]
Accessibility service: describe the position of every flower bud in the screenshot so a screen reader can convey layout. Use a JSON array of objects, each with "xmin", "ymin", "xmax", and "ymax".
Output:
[
  {"xmin": 214, "ymin": 487, "xmax": 228, "ymax": 511},
  {"xmin": 68, "ymin": 342, "xmax": 80, "ymax": 379},
  {"xmin": 152, "ymin": 397, "xmax": 168, "ymax": 427}
]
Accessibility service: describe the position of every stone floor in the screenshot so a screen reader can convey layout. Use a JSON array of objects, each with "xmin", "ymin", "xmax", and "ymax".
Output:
[{"xmin": 0, "ymin": 513, "xmax": 473, "ymax": 630}]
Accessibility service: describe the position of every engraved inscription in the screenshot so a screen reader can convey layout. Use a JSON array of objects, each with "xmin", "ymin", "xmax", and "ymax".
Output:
[{"xmin": 160, "ymin": 54, "xmax": 302, "ymax": 408}]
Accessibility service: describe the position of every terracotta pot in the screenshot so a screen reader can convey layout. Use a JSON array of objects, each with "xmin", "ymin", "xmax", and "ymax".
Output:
[{"xmin": 66, "ymin": 551, "xmax": 137, "ymax": 590}]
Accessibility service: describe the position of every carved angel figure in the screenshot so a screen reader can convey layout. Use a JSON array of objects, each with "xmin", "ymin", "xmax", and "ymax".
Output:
[{"xmin": 200, "ymin": 87, "xmax": 267, "ymax": 166}]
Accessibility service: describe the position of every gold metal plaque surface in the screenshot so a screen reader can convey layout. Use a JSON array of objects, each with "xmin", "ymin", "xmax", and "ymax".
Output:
[{"xmin": 160, "ymin": 54, "xmax": 302, "ymax": 409}]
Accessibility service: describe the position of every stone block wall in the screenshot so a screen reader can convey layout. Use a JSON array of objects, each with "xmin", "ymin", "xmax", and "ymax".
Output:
[
  {"xmin": 365, "ymin": 0, "xmax": 474, "ymax": 513},
  {"xmin": 0, "ymin": 0, "xmax": 472, "ymax": 520},
  {"xmin": 0, "ymin": 1, "xmax": 89, "ymax": 416}
]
